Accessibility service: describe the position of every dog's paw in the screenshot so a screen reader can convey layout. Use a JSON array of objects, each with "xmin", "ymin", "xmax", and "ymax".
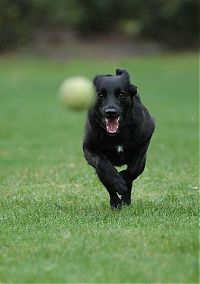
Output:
[
  {"xmin": 121, "ymin": 194, "xmax": 131, "ymax": 206},
  {"xmin": 110, "ymin": 198, "xmax": 122, "ymax": 210}
]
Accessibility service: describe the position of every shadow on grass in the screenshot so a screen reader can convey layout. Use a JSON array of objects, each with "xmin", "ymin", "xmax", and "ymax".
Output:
[
  {"xmin": 53, "ymin": 191, "xmax": 198, "ymax": 229},
  {"xmin": 2, "ymin": 190, "xmax": 197, "ymax": 230}
]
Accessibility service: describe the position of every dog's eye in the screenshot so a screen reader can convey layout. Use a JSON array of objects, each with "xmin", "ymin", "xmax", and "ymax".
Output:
[
  {"xmin": 119, "ymin": 93, "xmax": 125, "ymax": 99},
  {"xmin": 98, "ymin": 93, "xmax": 104, "ymax": 98}
]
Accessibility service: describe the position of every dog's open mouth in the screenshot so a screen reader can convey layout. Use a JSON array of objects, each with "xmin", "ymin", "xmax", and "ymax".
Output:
[{"xmin": 104, "ymin": 117, "xmax": 120, "ymax": 134}]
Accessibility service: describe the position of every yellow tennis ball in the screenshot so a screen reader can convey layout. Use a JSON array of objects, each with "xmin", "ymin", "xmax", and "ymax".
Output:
[{"xmin": 59, "ymin": 76, "xmax": 95, "ymax": 111}]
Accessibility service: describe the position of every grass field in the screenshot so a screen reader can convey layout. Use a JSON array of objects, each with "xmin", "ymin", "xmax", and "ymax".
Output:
[{"xmin": 0, "ymin": 53, "xmax": 199, "ymax": 283}]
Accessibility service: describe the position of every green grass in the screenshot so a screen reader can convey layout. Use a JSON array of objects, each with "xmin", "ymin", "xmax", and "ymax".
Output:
[{"xmin": 0, "ymin": 53, "xmax": 199, "ymax": 283}]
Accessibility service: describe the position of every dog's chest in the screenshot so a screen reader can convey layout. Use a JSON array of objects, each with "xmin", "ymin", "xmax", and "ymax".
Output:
[
  {"xmin": 100, "ymin": 139, "xmax": 129, "ymax": 166},
  {"xmin": 115, "ymin": 144, "xmax": 124, "ymax": 153},
  {"xmin": 101, "ymin": 142, "xmax": 125, "ymax": 155}
]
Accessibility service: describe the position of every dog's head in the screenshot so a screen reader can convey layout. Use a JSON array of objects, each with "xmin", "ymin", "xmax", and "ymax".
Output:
[{"xmin": 93, "ymin": 69, "xmax": 137, "ymax": 135}]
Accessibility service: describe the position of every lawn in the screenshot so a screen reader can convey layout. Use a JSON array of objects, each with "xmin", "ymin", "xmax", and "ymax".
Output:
[{"xmin": 0, "ymin": 53, "xmax": 199, "ymax": 283}]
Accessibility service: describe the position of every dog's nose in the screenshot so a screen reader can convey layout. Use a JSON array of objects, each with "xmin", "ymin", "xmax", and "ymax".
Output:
[{"xmin": 105, "ymin": 107, "xmax": 117, "ymax": 117}]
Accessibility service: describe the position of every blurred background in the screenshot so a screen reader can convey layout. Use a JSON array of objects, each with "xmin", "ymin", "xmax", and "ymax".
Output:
[{"xmin": 0, "ymin": 0, "xmax": 198, "ymax": 56}]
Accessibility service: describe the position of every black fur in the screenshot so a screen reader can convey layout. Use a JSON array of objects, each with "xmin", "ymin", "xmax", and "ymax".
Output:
[{"xmin": 83, "ymin": 69, "xmax": 155, "ymax": 209}]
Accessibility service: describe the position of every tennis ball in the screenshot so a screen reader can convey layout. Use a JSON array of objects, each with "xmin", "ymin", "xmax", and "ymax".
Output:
[{"xmin": 59, "ymin": 76, "xmax": 95, "ymax": 111}]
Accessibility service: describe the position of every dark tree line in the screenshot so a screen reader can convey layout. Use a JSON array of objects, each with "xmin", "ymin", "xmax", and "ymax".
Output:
[{"xmin": 0, "ymin": 0, "xmax": 198, "ymax": 50}]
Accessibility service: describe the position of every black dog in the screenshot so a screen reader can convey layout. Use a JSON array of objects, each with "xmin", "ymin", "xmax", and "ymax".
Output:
[{"xmin": 83, "ymin": 69, "xmax": 155, "ymax": 209}]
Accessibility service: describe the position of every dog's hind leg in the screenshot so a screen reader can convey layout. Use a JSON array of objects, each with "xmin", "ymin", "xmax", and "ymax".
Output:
[
  {"xmin": 119, "ymin": 140, "xmax": 149, "ymax": 205},
  {"xmin": 120, "ymin": 157, "xmax": 146, "ymax": 206},
  {"xmin": 120, "ymin": 177, "xmax": 133, "ymax": 206}
]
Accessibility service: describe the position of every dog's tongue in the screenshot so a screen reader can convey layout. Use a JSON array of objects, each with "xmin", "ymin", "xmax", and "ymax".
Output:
[{"xmin": 105, "ymin": 118, "xmax": 119, "ymax": 134}]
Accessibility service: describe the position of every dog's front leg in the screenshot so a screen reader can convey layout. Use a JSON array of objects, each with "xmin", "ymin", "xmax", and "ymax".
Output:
[{"xmin": 83, "ymin": 146, "xmax": 127, "ymax": 209}]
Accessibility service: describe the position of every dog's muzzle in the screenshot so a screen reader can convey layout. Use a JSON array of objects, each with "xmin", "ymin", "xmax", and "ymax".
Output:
[
  {"xmin": 104, "ymin": 117, "xmax": 120, "ymax": 134},
  {"xmin": 102, "ymin": 107, "xmax": 121, "ymax": 134}
]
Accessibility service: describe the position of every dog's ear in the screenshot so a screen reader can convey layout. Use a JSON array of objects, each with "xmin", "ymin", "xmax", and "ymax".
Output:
[
  {"xmin": 116, "ymin": 69, "xmax": 123, "ymax": 76},
  {"xmin": 93, "ymin": 75, "xmax": 105, "ymax": 88},
  {"xmin": 93, "ymin": 75, "xmax": 102, "ymax": 85},
  {"xmin": 116, "ymin": 68, "xmax": 137, "ymax": 96},
  {"xmin": 129, "ymin": 84, "xmax": 137, "ymax": 96},
  {"xmin": 116, "ymin": 68, "xmax": 130, "ymax": 83}
]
